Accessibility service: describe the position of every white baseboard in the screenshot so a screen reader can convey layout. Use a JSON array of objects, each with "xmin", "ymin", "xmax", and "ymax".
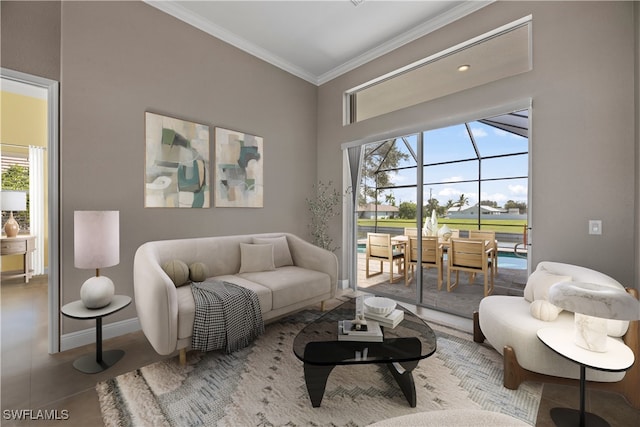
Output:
[
  {"xmin": 60, "ymin": 317, "xmax": 141, "ymax": 351},
  {"xmin": 338, "ymin": 279, "xmax": 350, "ymax": 289}
]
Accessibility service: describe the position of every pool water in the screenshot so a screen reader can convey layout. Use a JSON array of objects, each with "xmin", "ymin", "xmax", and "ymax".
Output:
[{"xmin": 356, "ymin": 244, "xmax": 528, "ymax": 270}]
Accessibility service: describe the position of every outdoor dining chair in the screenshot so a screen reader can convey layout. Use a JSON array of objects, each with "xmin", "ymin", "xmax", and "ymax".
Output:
[
  {"xmin": 406, "ymin": 236, "xmax": 443, "ymax": 289},
  {"xmin": 468, "ymin": 230, "xmax": 498, "ymax": 275},
  {"xmin": 447, "ymin": 237, "xmax": 494, "ymax": 297},
  {"xmin": 365, "ymin": 232, "xmax": 406, "ymax": 284}
]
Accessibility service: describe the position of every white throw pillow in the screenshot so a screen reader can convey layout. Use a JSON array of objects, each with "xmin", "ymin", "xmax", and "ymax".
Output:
[
  {"xmin": 523, "ymin": 269, "xmax": 572, "ymax": 302},
  {"xmin": 530, "ymin": 300, "xmax": 563, "ymax": 321},
  {"xmin": 239, "ymin": 243, "xmax": 276, "ymax": 273},
  {"xmin": 253, "ymin": 236, "xmax": 294, "ymax": 267}
]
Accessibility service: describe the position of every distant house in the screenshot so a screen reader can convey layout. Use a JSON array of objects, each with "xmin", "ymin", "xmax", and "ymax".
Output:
[
  {"xmin": 447, "ymin": 204, "xmax": 526, "ymax": 220},
  {"xmin": 358, "ymin": 203, "xmax": 399, "ymax": 219}
]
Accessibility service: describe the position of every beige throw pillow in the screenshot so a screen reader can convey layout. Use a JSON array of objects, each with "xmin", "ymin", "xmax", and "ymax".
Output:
[
  {"xmin": 253, "ymin": 236, "xmax": 294, "ymax": 267},
  {"xmin": 189, "ymin": 262, "xmax": 209, "ymax": 282},
  {"xmin": 239, "ymin": 243, "xmax": 276, "ymax": 273},
  {"xmin": 162, "ymin": 259, "xmax": 190, "ymax": 287},
  {"xmin": 523, "ymin": 269, "xmax": 572, "ymax": 302}
]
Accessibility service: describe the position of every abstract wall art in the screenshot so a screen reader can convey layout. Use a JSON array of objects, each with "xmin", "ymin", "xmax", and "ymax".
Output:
[
  {"xmin": 214, "ymin": 127, "xmax": 263, "ymax": 208},
  {"xmin": 145, "ymin": 112, "xmax": 210, "ymax": 208}
]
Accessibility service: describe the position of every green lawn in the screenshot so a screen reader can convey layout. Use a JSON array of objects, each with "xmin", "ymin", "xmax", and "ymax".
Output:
[{"xmin": 357, "ymin": 218, "xmax": 527, "ymax": 234}]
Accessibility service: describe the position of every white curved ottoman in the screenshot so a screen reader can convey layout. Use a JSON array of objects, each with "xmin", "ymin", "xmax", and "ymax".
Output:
[{"xmin": 367, "ymin": 409, "xmax": 530, "ymax": 426}]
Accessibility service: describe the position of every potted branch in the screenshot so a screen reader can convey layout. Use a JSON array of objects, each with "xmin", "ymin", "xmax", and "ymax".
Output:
[{"xmin": 306, "ymin": 181, "xmax": 342, "ymax": 252}]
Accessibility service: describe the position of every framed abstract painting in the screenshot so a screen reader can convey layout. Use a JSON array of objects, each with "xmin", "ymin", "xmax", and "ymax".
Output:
[
  {"xmin": 144, "ymin": 112, "xmax": 210, "ymax": 208},
  {"xmin": 214, "ymin": 127, "xmax": 264, "ymax": 208}
]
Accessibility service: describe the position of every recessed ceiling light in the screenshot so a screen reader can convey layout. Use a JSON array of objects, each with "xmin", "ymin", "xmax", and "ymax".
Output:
[{"xmin": 458, "ymin": 64, "xmax": 471, "ymax": 72}]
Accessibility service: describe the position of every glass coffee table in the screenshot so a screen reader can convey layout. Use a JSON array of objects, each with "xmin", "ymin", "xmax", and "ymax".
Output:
[{"xmin": 293, "ymin": 298, "xmax": 437, "ymax": 407}]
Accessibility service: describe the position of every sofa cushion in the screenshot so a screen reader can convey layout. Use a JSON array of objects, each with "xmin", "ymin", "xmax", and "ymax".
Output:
[
  {"xmin": 162, "ymin": 259, "xmax": 190, "ymax": 287},
  {"xmin": 253, "ymin": 236, "xmax": 294, "ymax": 267},
  {"xmin": 175, "ymin": 275, "xmax": 273, "ymax": 341},
  {"xmin": 239, "ymin": 243, "xmax": 275, "ymax": 273},
  {"xmin": 239, "ymin": 266, "xmax": 331, "ymax": 310},
  {"xmin": 523, "ymin": 269, "xmax": 572, "ymax": 302}
]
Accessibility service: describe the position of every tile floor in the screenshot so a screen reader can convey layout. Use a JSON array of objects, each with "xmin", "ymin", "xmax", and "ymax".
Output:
[{"xmin": 1, "ymin": 275, "xmax": 638, "ymax": 426}]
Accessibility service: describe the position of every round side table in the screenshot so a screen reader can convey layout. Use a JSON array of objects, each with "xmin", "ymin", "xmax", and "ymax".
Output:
[
  {"xmin": 61, "ymin": 295, "xmax": 131, "ymax": 374},
  {"xmin": 537, "ymin": 327, "xmax": 634, "ymax": 427}
]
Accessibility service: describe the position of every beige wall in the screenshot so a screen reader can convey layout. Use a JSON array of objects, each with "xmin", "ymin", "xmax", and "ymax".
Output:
[
  {"xmin": 56, "ymin": 1, "xmax": 317, "ymax": 331},
  {"xmin": 318, "ymin": 1, "xmax": 639, "ymax": 288},
  {"xmin": 635, "ymin": 0, "xmax": 640, "ymax": 289},
  {"xmin": 1, "ymin": 1, "xmax": 639, "ymax": 338},
  {"xmin": 0, "ymin": 0, "xmax": 61, "ymax": 81},
  {"xmin": 1, "ymin": 1, "xmax": 317, "ymax": 334}
]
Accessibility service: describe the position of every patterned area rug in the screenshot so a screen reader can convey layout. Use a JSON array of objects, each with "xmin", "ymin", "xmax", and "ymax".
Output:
[{"xmin": 97, "ymin": 308, "xmax": 541, "ymax": 426}]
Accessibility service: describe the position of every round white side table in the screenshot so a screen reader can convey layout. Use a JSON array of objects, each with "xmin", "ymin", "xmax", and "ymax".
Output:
[
  {"xmin": 537, "ymin": 327, "xmax": 634, "ymax": 427},
  {"xmin": 61, "ymin": 295, "xmax": 131, "ymax": 374}
]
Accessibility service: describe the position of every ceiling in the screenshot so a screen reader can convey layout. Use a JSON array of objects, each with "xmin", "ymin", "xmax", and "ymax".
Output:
[{"xmin": 145, "ymin": 1, "xmax": 492, "ymax": 85}]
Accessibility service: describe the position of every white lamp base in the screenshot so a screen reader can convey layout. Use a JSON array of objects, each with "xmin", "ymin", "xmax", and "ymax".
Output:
[
  {"xmin": 574, "ymin": 313, "xmax": 608, "ymax": 352},
  {"xmin": 81, "ymin": 276, "xmax": 115, "ymax": 309}
]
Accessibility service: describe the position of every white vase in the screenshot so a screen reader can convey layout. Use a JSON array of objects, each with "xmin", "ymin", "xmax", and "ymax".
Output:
[
  {"xmin": 438, "ymin": 224, "xmax": 452, "ymax": 240},
  {"xmin": 431, "ymin": 211, "xmax": 438, "ymax": 236}
]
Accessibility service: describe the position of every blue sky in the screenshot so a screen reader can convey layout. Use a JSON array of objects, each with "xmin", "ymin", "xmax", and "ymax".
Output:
[{"xmin": 375, "ymin": 120, "xmax": 529, "ymax": 208}]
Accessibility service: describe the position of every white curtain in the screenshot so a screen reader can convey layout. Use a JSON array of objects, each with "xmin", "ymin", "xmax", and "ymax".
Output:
[{"xmin": 29, "ymin": 146, "xmax": 46, "ymax": 275}]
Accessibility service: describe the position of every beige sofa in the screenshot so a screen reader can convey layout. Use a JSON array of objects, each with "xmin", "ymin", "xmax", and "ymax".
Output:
[
  {"xmin": 134, "ymin": 232, "xmax": 338, "ymax": 361},
  {"xmin": 473, "ymin": 261, "xmax": 639, "ymax": 409}
]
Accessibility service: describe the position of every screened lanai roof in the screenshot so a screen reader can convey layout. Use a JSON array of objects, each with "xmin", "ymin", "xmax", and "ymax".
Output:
[
  {"xmin": 362, "ymin": 108, "xmax": 530, "ymax": 205},
  {"xmin": 478, "ymin": 109, "xmax": 529, "ymax": 138}
]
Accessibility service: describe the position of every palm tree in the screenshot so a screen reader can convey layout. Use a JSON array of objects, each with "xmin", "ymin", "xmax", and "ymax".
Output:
[{"xmin": 456, "ymin": 194, "xmax": 469, "ymax": 210}]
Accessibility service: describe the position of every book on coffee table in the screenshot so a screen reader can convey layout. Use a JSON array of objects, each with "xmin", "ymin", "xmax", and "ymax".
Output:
[
  {"xmin": 364, "ymin": 309, "xmax": 404, "ymax": 328},
  {"xmin": 337, "ymin": 320, "xmax": 383, "ymax": 342}
]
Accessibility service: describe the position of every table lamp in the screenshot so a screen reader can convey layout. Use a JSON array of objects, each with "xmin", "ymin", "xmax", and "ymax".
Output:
[
  {"xmin": 74, "ymin": 211, "xmax": 119, "ymax": 309},
  {"xmin": 548, "ymin": 281, "xmax": 640, "ymax": 352},
  {"xmin": 1, "ymin": 190, "xmax": 27, "ymax": 238}
]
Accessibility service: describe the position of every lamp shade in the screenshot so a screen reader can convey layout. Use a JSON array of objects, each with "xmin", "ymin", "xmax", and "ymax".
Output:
[
  {"xmin": 548, "ymin": 281, "xmax": 640, "ymax": 321},
  {"xmin": 549, "ymin": 281, "xmax": 639, "ymax": 352},
  {"xmin": 74, "ymin": 211, "xmax": 120, "ymax": 269},
  {"xmin": 1, "ymin": 190, "xmax": 27, "ymax": 211}
]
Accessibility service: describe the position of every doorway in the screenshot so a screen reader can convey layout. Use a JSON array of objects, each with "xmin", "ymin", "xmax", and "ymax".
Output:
[{"xmin": 1, "ymin": 68, "xmax": 60, "ymax": 353}]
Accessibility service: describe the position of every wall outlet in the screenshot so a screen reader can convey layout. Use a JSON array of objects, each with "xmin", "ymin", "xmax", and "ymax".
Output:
[{"xmin": 589, "ymin": 220, "xmax": 602, "ymax": 235}]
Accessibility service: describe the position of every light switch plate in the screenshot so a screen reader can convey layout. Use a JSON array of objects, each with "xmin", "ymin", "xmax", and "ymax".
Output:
[{"xmin": 589, "ymin": 220, "xmax": 602, "ymax": 235}]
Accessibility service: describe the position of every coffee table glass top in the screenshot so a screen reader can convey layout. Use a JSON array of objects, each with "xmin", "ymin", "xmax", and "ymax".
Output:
[{"xmin": 293, "ymin": 298, "xmax": 436, "ymax": 365}]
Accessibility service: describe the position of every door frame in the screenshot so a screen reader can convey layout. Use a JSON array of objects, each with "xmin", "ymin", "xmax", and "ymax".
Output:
[{"xmin": 1, "ymin": 67, "xmax": 60, "ymax": 353}]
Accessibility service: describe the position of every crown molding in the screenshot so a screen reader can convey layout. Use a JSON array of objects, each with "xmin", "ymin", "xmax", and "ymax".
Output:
[{"xmin": 145, "ymin": 1, "xmax": 492, "ymax": 86}]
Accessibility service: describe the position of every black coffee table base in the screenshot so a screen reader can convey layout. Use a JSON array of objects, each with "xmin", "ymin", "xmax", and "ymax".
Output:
[
  {"xmin": 302, "ymin": 338, "xmax": 423, "ymax": 408},
  {"xmin": 304, "ymin": 361, "xmax": 419, "ymax": 408},
  {"xmin": 387, "ymin": 360, "xmax": 419, "ymax": 407}
]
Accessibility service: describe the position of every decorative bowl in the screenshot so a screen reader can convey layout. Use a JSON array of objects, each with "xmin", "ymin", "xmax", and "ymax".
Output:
[{"xmin": 364, "ymin": 297, "xmax": 396, "ymax": 316}]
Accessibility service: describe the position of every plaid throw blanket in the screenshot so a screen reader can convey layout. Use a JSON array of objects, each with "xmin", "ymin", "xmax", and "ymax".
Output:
[{"xmin": 191, "ymin": 280, "xmax": 264, "ymax": 353}]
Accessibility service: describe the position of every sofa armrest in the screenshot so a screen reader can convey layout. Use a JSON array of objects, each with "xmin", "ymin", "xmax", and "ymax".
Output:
[
  {"xmin": 285, "ymin": 233, "xmax": 339, "ymax": 298},
  {"xmin": 133, "ymin": 242, "xmax": 179, "ymax": 355}
]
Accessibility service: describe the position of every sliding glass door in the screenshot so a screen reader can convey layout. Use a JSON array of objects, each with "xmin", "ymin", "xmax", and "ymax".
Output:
[{"xmin": 350, "ymin": 109, "xmax": 530, "ymax": 318}]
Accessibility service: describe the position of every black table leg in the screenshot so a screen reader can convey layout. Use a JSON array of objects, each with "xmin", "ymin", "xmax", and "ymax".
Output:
[
  {"xmin": 303, "ymin": 363, "xmax": 335, "ymax": 407},
  {"xmin": 387, "ymin": 360, "xmax": 419, "ymax": 407},
  {"xmin": 550, "ymin": 365, "xmax": 610, "ymax": 427},
  {"xmin": 72, "ymin": 317, "xmax": 124, "ymax": 374}
]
